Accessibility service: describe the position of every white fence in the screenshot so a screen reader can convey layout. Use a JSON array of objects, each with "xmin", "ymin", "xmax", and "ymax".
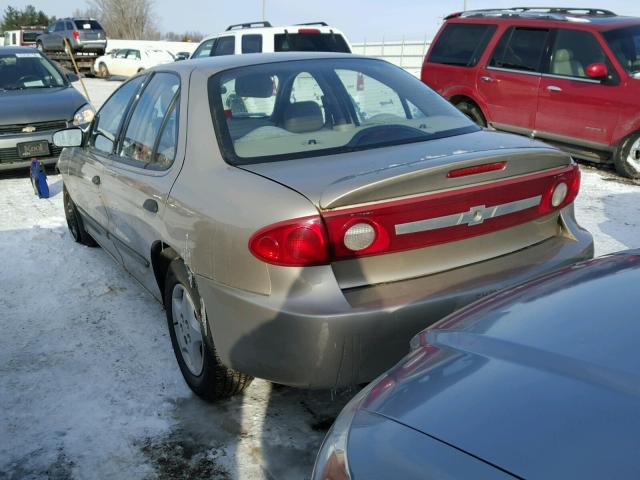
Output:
[{"xmin": 352, "ymin": 39, "xmax": 431, "ymax": 77}]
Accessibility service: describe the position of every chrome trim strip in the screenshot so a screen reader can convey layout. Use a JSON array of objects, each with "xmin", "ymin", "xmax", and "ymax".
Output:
[
  {"xmin": 486, "ymin": 66, "xmax": 542, "ymax": 77},
  {"xmin": 395, "ymin": 195, "xmax": 542, "ymax": 236},
  {"xmin": 541, "ymin": 73, "xmax": 601, "ymax": 84}
]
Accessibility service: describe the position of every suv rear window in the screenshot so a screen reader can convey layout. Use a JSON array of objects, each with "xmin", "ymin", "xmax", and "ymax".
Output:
[
  {"xmin": 489, "ymin": 27, "xmax": 549, "ymax": 72},
  {"xmin": 74, "ymin": 20, "xmax": 103, "ymax": 30},
  {"xmin": 429, "ymin": 24, "xmax": 497, "ymax": 67},
  {"xmin": 274, "ymin": 33, "xmax": 350, "ymax": 53}
]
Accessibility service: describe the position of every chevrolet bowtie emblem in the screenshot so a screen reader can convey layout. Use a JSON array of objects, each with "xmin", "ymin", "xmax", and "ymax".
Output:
[{"xmin": 22, "ymin": 126, "xmax": 36, "ymax": 133}]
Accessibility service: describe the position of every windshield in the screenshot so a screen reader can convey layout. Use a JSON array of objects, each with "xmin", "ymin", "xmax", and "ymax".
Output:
[
  {"xmin": 603, "ymin": 26, "xmax": 640, "ymax": 76},
  {"xmin": 209, "ymin": 58, "xmax": 477, "ymax": 165},
  {"xmin": 0, "ymin": 53, "xmax": 66, "ymax": 90}
]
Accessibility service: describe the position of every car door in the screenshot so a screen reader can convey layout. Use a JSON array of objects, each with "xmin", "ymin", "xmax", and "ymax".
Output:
[
  {"xmin": 98, "ymin": 72, "xmax": 183, "ymax": 298},
  {"xmin": 109, "ymin": 49, "xmax": 129, "ymax": 76},
  {"xmin": 52, "ymin": 21, "xmax": 66, "ymax": 50},
  {"xmin": 68, "ymin": 76, "xmax": 147, "ymax": 262},
  {"xmin": 477, "ymin": 26, "xmax": 551, "ymax": 133},
  {"xmin": 536, "ymin": 28, "xmax": 622, "ymax": 147},
  {"xmin": 123, "ymin": 49, "xmax": 142, "ymax": 76}
]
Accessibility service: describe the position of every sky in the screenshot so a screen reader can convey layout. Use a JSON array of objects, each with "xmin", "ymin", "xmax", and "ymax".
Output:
[{"xmin": 7, "ymin": 0, "xmax": 640, "ymax": 42}]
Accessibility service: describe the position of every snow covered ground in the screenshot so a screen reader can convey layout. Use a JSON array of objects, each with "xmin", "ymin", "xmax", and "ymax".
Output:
[{"xmin": 1, "ymin": 78, "xmax": 639, "ymax": 479}]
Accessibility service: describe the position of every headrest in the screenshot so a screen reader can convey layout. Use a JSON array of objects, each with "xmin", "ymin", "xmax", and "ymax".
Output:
[
  {"xmin": 235, "ymin": 73, "xmax": 273, "ymax": 98},
  {"xmin": 554, "ymin": 49, "xmax": 573, "ymax": 62},
  {"xmin": 283, "ymin": 101, "xmax": 324, "ymax": 133}
]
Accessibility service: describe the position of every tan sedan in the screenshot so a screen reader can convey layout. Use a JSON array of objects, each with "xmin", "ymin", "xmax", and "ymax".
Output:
[{"xmin": 54, "ymin": 53, "xmax": 593, "ymax": 401}]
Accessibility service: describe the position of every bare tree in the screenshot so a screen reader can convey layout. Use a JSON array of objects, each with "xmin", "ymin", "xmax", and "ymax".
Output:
[{"xmin": 87, "ymin": 0, "xmax": 158, "ymax": 40}]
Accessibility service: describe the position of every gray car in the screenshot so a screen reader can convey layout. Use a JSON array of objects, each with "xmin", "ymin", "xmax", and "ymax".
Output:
[
  {"xmin": 0, "ymin": 47, "xmax": 94, "ymax": 171},
  {"xmin": 36, "ymin": 18, "xmax": 106, "ymax": 55},
  {"xmin": 53, "ymin": 53, "xmax": 593, "ymax": 402},
  {"xmin": 313, "ymin": 249, "xmax": 640, "ymax": 479}
]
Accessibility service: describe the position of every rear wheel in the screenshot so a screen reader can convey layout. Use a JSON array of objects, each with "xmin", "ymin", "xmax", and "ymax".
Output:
[
  {"xmin": 454, "ymin": 99, "xmax": 487, "ymax": 127},
  {"xmin": 63, "ymin": 186, "xmax": 97, "ymax": 247},
  {"xmin": 98, "ymin": 62, "xmax": 109, "ymax": 79},
  {"xmin": 164, "ymin": 259, "xmax": 252, "ymax": 401},
  {"xmin": 614, "ymin": 132, "xmax": 640, "ymax": 179}
]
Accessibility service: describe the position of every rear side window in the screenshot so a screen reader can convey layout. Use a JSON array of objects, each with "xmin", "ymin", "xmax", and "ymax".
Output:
[
  {"xmin": 214, "ymin": 36, "xmax": 235, "ymax": 56},
  {"xmin": 489, "ymin": 27, "xmax": 549, "ymax": 72},
  {"xmin": 54, "ymin": 23, "xmax": 65, "ymax": 32},
  {"xmin": 92, "ymin": 76, "xmax": 145, "ymax": 154},
  {"xmin": 74, "ymin": 20, "xmax": 102, "ymax": 30},
  {"xmin": 429, "ymin": 24, "xmax": 497, "ymax": 67},
  {"xmin": 242, "ymin": 34, "xmax": 262, "ymax": 53},
  {"xmin": 274, "ymin": 33, "xmax": 350, "ymax": 53},
  {"xmin": 119, "ymin": 73, "xmax": 180, "ymax": 168}
]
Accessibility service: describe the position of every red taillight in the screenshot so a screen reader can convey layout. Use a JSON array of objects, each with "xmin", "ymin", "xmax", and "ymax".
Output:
[
  {"xmin": 539, "ymin": 164, "xmax": 580, "ymax": 214},
  {"xmin": 250, "ymin": 164, "xmax": 581, "ymax": 266},
  {"xmin": 73, "ymin": 31, "xmax": 80, "ymax": 40},
  {"xmin": 249, "ymin": 216, "xmax": 329, "ymax": 266},
  {"xmin": 298, "ymin": 28, "xmax": 321, "ymax": 34}
]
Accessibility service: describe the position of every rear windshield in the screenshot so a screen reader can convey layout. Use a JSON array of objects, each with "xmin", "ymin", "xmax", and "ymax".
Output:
[
  {"xmin": 22, "ymin": 31, "xmax": 42, "ymax": 42},
  {"xmin": 274, "ymin": 33, "xmax": 350, "ymax": 53},
  {"xmin": 0, "ymin": 53, "xmax": 66, "ymax": 90},
  {"xmin": 429, "ymin": 23, "xmax": 497, "ymax": 67},
  {"xmin": 208, "ymin": 58, "xmax": 477, "ymax": 165},
  {"xmin": 74, "ymin": 20, "xmax": 103, "ymax": 30}
]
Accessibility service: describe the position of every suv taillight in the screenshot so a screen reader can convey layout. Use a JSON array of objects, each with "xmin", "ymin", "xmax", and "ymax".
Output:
[
  {"xmin": 249, "ymin": 164, "xmax": 581, "ymax": 267},
  {"xmin": 72, "ymin": 31, "xmax": 80, "ymax": 40}
]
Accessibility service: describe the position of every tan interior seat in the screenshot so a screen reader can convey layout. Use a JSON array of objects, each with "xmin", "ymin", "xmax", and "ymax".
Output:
[{"xmin": 552, "ymin": 49, "xmax": 584, "ymax": 77}]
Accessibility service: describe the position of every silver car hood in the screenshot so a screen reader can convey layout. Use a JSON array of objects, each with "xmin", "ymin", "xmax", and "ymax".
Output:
[
  {"xmin": 0, "ymin": 86, "xmax": 86, "ymax": 124},
  {"xmin": 360, "ymin": 251, "xmax": 640, "ymax": 479},
  {"xmin": 240, "ymin": 130, "xmax": 570, "ymax": 210}
]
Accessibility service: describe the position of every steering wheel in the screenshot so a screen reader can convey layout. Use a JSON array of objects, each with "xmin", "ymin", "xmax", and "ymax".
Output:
[{"xmin": 16, "ymin": 75, "xmax": 41, "ymax": 86}]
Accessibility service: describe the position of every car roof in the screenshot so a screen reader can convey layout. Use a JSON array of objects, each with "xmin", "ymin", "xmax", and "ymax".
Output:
[
  {"xmin": 0, "ymin": 46, "xmax": 40, "ymax": 55},
  {"xmin": 150, "ymin": 51, "xmax": 366, "ymax": 76},
  {"xmin": 362, "ymin": 249, "xmax": 640, "ymax": 479},
  {"xmin": 200, "ymin": 24, "xmax": 347, "ymax": 42},
  {"xmin": 447, "ymin": 9, "xmax": 640, "ymax": 31}
]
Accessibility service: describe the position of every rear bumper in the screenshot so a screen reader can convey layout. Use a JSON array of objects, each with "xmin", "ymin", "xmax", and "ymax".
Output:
[
  {"xmin": 197, "ymin": 214, "xmax": 593, "ymax": 389},
  {"xmin": 74, "ymin": 40, "xmax": 106, "ymax": 52},
  {"xmin": 0, "ymin": 132, "xmax": 62, "ymax": 171}
]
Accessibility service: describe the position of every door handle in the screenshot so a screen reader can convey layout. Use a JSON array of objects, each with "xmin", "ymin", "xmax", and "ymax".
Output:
[
  {"xmin": 91, "ymin": 175, "xmax": 100, "ymax": 185},
  {"xmin": 480, "ymin": 76, "xmax": 494, "ymax": 82},
  {"xmin": 143, "ymin": 199, "xmax": 158, "ymax": 213},
  {"xmin": 546, "ymin": 85, "xmax": 562, "ymax": 92}
]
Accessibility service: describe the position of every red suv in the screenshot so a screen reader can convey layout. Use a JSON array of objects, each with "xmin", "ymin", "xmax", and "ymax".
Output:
[{"xmin": 421, "ymin": 7, "xmax": 640, "ymax": 179}]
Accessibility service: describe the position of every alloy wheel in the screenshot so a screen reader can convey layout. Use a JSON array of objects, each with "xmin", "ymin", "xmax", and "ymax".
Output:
[{"xmin": 171, "ymin": 284, "xmax": 204, "ymax": 376}]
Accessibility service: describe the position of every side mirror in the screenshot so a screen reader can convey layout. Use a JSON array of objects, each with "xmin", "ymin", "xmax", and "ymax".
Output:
[
  {"xmin": 586, "ymin": 63, "xmax": 608, "ymax": 80},
  {"xmin": 53, "ymin": 128, "xmax": 83, "ymax": 147},
  {"xmin": 67, "ymin": 72, "xmax": 79, "ymax": 82}
]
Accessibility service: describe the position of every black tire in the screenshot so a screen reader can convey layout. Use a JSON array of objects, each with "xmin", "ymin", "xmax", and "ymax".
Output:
[
  {"xmin": 164, "ymin": 259, "xmax": 252, "ymax": 401},
  {"xmin": 98, "ymin": 62, "xmax": 110, "ymax": 79},
  {"xmin": 63, "ymin": 186, "xmax": 98, "ymax": 247},
  {"xmin": 454, "ymin": 100, "xmax": 487, "ymax": 127},
  {"xmin": 614, "ymin": 131, "xmax": 640, "ymax": 179}
]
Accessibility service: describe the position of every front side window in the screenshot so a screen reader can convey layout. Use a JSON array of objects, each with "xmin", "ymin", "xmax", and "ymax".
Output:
[
  {"xmin": 549, "ymin": 29, "xmax": 606, "ymax": 78},
  {"xmin": 603, "ymin": 26, "xmax": 640, "ymax": 77},
  {"xmin": 91, "ymin": 76, "xmax": 145, "ymax": 154},
  {"xmin": 118, "ymin": 73, "xmax": 180, "ymax": 168},
  {"xmin": 242, "ymin": 34, "xmax": 263, "ymax": 53},
  {"xmin": 116, "ymin": 49, "xmax": 129, "ymax": 58},
  {"xmin": 213, "ymin": 36, "xmax": 235, "ymax": 56},
  {"xmin": 429, "ymin": 23, "xmax": 497, "ymax": 67},
  {"xmin": 0, "ymin": 52, "xmax": 66, "ymax": 90},
  {"xmin": 209, "ymin": 58, "xmax": 477, "ymax": 164},
  {"xmin": 489, "ymin": 27, "xmax": 549, "ymax": 72},
  {"xmin": 192, "ymin": 39, "xmax": 215, "ymax": 58}
]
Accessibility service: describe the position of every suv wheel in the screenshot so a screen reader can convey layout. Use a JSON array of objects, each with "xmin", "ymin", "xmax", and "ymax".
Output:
[
  {"xmin": 164, "ymin": 259, "xmax": 252, "ymax": 401},
  {"xmin": 454, "ymin": 100, "xmax": 487, "ymax": 127},
  {"xmin": 614, "ymin": 132, "xmax": 640, "ymax": 179}
]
